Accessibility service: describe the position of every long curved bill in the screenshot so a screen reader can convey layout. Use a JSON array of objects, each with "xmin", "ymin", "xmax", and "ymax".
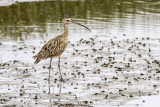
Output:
[{"xmin": 71, "ymin": 21, "xmax": 91, "ymax": 32}]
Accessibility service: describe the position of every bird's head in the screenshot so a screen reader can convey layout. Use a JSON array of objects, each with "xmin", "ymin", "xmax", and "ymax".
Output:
[
  {"xmin": 63, "ymin": 18, "xmax": 91, "ymax": 32},
  {"xmin": 63, "ymin": 18, "xmax": 72, "ymax": 24}
]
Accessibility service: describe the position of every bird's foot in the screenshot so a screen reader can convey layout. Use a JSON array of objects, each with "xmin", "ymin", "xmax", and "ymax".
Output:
[
  {"xmin": 48, "ymin": 66, "xmax": 52, "ymax": 69},
  {"xmin": 48, "ymin": 78, "xmax": 50, "ymax": 82},
  {"xmin": 59, "ymin": 77, "xmax": 65, "ymax": 82}
]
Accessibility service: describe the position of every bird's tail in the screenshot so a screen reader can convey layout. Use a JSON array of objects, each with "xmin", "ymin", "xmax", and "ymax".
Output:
[
  {"xmin": 34, "ymin": 58, "xmax": 41, "ymax": 64},
  {"xmin": 33, "ymin": 55, "xmax": 41, "ymax": 64},
  {"xmin": 32, "ymin": 55, "xmax": 37, "ymax": 59}
]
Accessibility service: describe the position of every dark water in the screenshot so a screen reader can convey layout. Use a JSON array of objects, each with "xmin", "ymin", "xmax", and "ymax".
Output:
[
  {"xmin": 0, "ymin": 0, "xmax": 160, "ymax": 107},
  {"xmin": 0, "ymin": 0, "xmax": 160, "ymax": 41}
]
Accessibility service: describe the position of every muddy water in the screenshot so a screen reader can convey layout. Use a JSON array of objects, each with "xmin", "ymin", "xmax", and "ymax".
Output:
[{"xmin": 0, "ymin": 0, "xmax": 160, "ymax": 107}]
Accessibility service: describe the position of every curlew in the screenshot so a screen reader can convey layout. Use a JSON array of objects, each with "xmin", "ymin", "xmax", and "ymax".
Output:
[{"xmin": 33, "ymin": 18, "xmax": 91, "ymax": 82}]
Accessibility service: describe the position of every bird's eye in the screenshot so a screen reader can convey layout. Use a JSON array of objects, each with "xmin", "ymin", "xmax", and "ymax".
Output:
[{"xmin": 67, "ymin": 20, "xmax": 70, "ymax": 21}]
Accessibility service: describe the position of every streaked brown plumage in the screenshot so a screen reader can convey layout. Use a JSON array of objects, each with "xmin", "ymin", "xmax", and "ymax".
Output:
[
  {"xmin": 33, "ymin": 18, "xmax": 91, "ymax": 82},
  {"xmin": 33, "ymin": 33, "xmax": 68, "ymax": 64}
]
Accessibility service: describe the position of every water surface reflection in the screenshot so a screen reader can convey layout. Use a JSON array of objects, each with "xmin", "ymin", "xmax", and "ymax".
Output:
[{"xmin": 0, "ymin": 0, "xmax": 160, "ymax": 41}]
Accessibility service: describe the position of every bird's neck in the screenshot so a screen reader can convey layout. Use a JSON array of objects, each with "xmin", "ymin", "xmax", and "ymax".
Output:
[{"xmin": 63, "ymin": 24, "xmax": 69, "ymax": 37}]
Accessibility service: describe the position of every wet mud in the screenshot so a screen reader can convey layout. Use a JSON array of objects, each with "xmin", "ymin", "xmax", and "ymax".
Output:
[{"xmin": 0, "ymin": 35, "xmax": 160, "ymax": 106}]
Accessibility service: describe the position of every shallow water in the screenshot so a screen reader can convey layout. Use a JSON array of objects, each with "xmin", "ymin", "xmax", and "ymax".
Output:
[{"xmin": 0, "ymin": 0, "xmax": 160, "ymax": 106}]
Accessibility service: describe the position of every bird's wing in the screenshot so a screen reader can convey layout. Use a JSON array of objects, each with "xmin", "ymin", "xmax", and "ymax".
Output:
[{"xmin": 33, "ymin": 36, "xmax": 67, "ymax": 60}]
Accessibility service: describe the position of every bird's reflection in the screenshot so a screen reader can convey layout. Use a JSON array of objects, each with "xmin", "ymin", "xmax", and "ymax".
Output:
[{"xmin": 48, "ymin": 80, "xmax": 62, "ymax": 107}]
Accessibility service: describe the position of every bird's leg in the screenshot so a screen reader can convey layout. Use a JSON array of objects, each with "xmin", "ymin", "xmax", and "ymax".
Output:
[
  {"xmin": 48, "ymin": 58, "xmax": 52, "ymax": 83},
  {"xmin": 58, "ymin": 57, "xmax": 64, "ymax": 82},
  {"xmin": 48, "ymin": 58, "xmax": 52, "ymax": 94},
  {"xmin": 48, "ymin": 58, "xmax": 52, "ymax": 69}
]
